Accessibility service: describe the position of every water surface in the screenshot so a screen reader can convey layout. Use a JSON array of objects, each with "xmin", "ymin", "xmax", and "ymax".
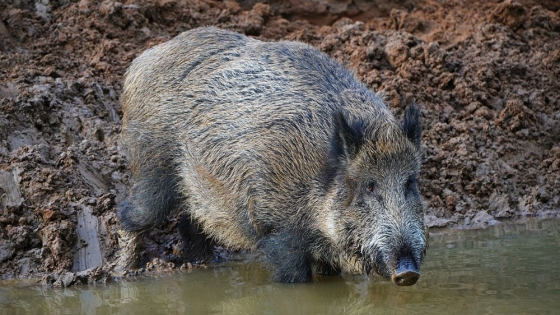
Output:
[{"xmin": 1, "ymin": 219, "xmax": 559, "ymax": 315}]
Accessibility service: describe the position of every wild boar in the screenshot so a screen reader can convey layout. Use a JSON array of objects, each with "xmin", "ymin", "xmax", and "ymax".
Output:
[{"xmin": 118, "ymin": 27, "xmax": 427, "ymax": 285}]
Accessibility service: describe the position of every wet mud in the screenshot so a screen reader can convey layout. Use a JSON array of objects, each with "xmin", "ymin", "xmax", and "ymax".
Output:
[{"xmin": 0, "ymin": 0, "xmax": 559, "ymax": 284}]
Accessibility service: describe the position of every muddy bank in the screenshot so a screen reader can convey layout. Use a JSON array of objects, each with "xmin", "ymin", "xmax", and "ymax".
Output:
[{"xmin": 0, "ymin": 0, "xmax": 559, "ymax": 285}]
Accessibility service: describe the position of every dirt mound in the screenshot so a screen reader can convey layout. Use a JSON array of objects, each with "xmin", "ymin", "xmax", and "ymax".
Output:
[{"xmin": 1, "ymin": 0, "xmax": 559, "ymax": 284}]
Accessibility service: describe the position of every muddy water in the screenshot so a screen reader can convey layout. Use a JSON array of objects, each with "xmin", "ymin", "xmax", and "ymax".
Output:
[{"xmin": 1, "ymin": 219, "xmax": 559, "ymax": 315}]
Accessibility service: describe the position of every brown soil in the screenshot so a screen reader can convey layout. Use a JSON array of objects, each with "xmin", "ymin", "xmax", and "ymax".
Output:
[{"xmin": 1, "ymin": 0, "xmax": 559, "ymax": 285}]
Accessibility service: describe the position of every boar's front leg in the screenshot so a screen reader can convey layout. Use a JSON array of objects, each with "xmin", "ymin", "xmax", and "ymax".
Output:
[
  {"xmin": 313, "ymin": 260, "xmax": 341, "ymax": 275},
  {"xmin": 258, "ymin": 229, "xmax": 313, "ymax": 283}
]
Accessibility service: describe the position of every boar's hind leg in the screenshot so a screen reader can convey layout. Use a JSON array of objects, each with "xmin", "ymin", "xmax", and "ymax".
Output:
[
  {"xmin": 118, "ymin": 161, "xmax": 181, "ymax": 232},
  {"xmin": 114, "ymin": 160, "xmax": 181, "ymax": 271},
  {"xmin": 259, "ymin": 230, "xmax": 313, "ymax": 283},
  {"xmin": 178, "ymin": 214, "xmax": 216, "ymax": 263}
]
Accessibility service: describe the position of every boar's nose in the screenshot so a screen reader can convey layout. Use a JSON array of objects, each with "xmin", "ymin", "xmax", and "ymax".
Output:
[{"xmin": 392, "ymin": 255, "xmax": 420, "ymax": 286}]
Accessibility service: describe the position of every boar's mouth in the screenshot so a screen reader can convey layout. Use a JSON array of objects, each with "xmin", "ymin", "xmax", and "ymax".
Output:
[{"xmin": 364, "ymin": 251, "xmax": 391, "ymax": 280}]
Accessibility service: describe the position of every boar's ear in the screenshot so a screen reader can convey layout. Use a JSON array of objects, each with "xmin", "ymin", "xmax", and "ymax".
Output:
[
  {"xmin": 402, "ymin": 104, "xmax": 422, "ymax": 149},
  {"xmin": 332, "ymin": 111, "xmax": 364, "ymax": 162}
]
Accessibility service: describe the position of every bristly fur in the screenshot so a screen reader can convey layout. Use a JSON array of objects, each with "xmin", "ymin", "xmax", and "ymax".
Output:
[{"xmin": 118, "ymin": 27, "xmax": 427, "ymax": 283}]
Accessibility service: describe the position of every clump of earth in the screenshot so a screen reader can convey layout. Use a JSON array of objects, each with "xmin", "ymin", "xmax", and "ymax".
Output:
[{"xmin": 0, "ymin": 0, "xmax": 559, "ymax": 285}]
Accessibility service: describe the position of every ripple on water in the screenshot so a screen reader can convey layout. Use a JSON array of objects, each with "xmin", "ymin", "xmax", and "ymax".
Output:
[{"xmin": 0, "ymin": 219, "xmax": 559, "ymax": 315}]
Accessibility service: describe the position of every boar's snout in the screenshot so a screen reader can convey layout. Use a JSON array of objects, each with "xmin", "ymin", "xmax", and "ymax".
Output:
[{"xmin": 391, "ymin": 255, "xmax": 420, "ymax": 286}]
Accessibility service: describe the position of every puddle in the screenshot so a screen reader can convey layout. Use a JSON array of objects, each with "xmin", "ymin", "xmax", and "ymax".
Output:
[{"xmin": 1, "ymin": 219, "xmax": 559, "ymax": 315}]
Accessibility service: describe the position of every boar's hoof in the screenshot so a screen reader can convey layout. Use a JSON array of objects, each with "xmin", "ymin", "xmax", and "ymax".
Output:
[{"xmin": 392, "ymin": 255, "xmax": 420, "ymax": 286}]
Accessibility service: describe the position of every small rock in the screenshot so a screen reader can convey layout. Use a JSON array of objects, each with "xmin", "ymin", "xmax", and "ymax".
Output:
[
  {"xmin": 384, "ymin": 39, "xmax": 409, "ymax": 67},
  {"xmin": 470, "ymin": 210, "xmax": 500, "ymax": 229},
  {"xmin": 425, "ymin": 215, "xmax": 453, "ymax": 228},
  {"xmin": 0, "ymin": 240, "xmax": 15, "ymax": 263}
]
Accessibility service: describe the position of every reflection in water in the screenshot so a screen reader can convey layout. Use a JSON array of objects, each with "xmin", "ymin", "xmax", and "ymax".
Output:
[{"xmin": 1, "ymin": 219, "xmax": 559, "ymax": 315}]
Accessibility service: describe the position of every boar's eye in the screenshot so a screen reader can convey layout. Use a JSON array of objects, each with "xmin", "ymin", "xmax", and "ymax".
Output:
[{"xmin": 365, "ymin": 181, "xmax": 378, "ymax": 195}]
